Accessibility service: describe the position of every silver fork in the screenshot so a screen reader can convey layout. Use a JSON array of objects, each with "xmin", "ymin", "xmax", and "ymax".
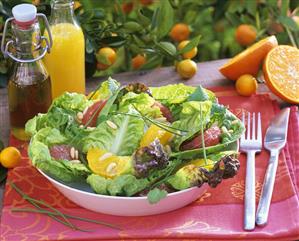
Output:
[{"xmin": 240, "ymin": 112, "xmax": 262, "ymax": 231}]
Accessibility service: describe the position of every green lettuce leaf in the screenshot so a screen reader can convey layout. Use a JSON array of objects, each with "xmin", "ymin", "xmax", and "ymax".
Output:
[
  {"xmin": 32, "ymin": 127, "xmax": 67, "ymax": 146},
  {"xmin": 119, "ymin": 92, "xmax": 162, "ymax": 118},
  {"xmin": 51, "ymin": 92, "xmax": 91, "ymax": 112},
  {"xmin": 37, "ymin": 159, "xmax": 89, "ymax": 183},
  {"xmin": 209, "ymin": 104, "xmax": 245, "ymax": 143},
  {"xmin": 28, "ymin": 127, "xmax": 90, "ymax": 180},
  {"xmin": 89, "ymin": 77, "xmax": 120, "ymax": 101},
  {"xmin": 81, "ymin": 108, "xmax": 144, "ymax": 155},
  {"xmin": 86, "ymin": 174, "xmax": 110, "ymax": 195},
  {"xmin": 171, "ymin": 101, "xmax": 212, "ymax": 151},
  {"xmin": 87, "ymin": 174, "xmax": 148, "ymax": 196},
  {"xmin": 150, "ymin": 84, "xmax": 216, "ymax": 105},
  {"xmin": 28, "ymin": 140, "xmax": 52, "ymax": 165},
  {"xmin": 25, "ymin": 113, "xmax": 48, "ymax": 136},
  {"xmin": 150, "ymin": 84, "xmax": 195, "ymax": 104},
  {"xmin": 107, "ymin": 175, "xmax": 148, "ymax": 196},
  {"xmin": 188, "ymin": 85, "xmax": 215, "ymax": 102},
  {"xmin": 147, "ymin": 188, "xmax": 168, "ymax": 204}
]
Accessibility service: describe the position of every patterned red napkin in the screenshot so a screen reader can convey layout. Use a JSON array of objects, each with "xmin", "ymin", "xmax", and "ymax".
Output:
[{"xmin": 1, "ymin": 87, "xmax": 299, "ymax": 241}]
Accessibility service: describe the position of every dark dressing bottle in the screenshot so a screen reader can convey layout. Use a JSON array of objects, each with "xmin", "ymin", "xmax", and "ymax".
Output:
[{"xmin": 1, "ymin": 4, "xmax": 53, "ymax": 140}]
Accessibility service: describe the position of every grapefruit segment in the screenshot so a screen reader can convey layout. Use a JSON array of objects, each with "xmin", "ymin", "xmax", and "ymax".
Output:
[
  {"xmin": 219, "ymin": 36, "xmax": 278, "ymax": 81},
  {"xmin": 263, "ymin": 45, "xmax": 299, "ymax": 104}
]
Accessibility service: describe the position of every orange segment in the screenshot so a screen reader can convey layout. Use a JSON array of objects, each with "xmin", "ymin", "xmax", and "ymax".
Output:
[
  {"xmin": 87, "ymin": 148, "xmax": 132, "ymax": 178},
  {"xmin": 189, "ymin": 158, "xmax": 214, "ymax": 171},
  {"xmin": 263, "ymin": 45, "xmax": 299, "ymax": 104},
  {"xmin": 219, "ymin": 36, "xmax": 278, "ymax": 81},
  {"xmin": 140, "ymin": 124, "xmax": 173, "ymax": 147}
]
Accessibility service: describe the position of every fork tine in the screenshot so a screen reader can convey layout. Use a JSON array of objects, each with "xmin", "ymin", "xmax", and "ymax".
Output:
[
  {"xmin": 241, "ymin": 111, "xmax": 245, "ymax": 143},
  {"xmin": 247, "ymin": 112, "xmax": 251, "ymax": 140},
  {"xmin": 252, "ymin": 112, "xmax": 256, "ymax": 140},
  {"xmin": 257, "ymin": 112, "xmax": 262, "ymax": 143}
]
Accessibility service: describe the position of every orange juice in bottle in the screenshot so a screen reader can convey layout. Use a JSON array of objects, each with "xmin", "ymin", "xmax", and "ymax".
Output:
[{"xmin": 44, "ymin": 0, "xmax": 85, "ymax": 99}]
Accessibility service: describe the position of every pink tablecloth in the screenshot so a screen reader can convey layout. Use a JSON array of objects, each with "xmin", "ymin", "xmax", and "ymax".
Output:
[{"xmin": 1, "ymin": 87, "xmax": 299, "ymax": 241}]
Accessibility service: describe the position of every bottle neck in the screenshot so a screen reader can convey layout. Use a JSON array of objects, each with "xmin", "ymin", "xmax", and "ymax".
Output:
[
  {"xmin": 50, "ymin": 0, "xmax": 76, "ymax": 25},
  {"xmin": 12, "ymin": 20, "xmax": 42, "ymax": 60}
]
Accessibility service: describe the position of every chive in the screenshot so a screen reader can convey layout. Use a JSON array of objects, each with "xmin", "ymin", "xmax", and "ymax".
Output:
[
  {"xmin": 112, "ymin": 105, "xmax": 187, "ymax": 136},
  {"xmin": 8, "ymin": 181, "xmax": 122, "ymax": 231},
  {"xmin": 9, "ymin": 181, "xmax": 78, "ymax": 230},
  {"xmin": 200, "ymin": 105, "xmax": 207, "ymax": 164},
  {"xmin": 11, "ymin": 208, "xmax": 122, "ymax": 230}
]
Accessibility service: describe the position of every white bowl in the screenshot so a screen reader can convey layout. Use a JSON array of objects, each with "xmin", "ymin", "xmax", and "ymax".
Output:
[{"xmin": 38, "ymin": 169, "xmax": 208, "ymax": 216}]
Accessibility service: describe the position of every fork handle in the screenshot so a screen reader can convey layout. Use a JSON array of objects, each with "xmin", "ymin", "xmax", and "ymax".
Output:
[
  {"xmin": 256, "ymin": 149, "xmax": 279, "ymax": 226},
  {"xmin": 244, "ymin": 150, "xmax": 256, "ymax": 231}
]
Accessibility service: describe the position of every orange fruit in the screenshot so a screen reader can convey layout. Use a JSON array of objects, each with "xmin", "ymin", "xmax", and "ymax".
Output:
[
  {"xmin": 189, "ymin": 159, "xmax": 214, "ymax": 171},
  {"xmin": 177, "ymin": 59, "xmax": 197, "ymax": 79},
  {"xmin": 263, "ymin": 45, "xmax": 299, "ymax": 104},
  {"xmin": 235, "ymin": 74, "xmax": 258, "ymax": 96},
  {"xmin": 131, "ymin": 54, "xmax": 146, "ymax": 70},
  {"xmin": 170, "ymin": 23, "xmax": 190, "ymax": 42},
  {"xmin": 235, "ymin": 24, "xmax": 257, "ymax": 46},
  {"xmin": 87, "ymin": 149, "xmax": 132, "ymax": 178},
  {"xmin": 32, "ymin": 0, "xmax": 40, "ymax": 5},
  {"xmin": 0, "ymin": 146, "xmax": 21, "ymax": 168},
  {"xmin": 219, "ymin": 35, "xmax": 278, "ymax": 81},
  {"xmin": 97, "ymin": 47, "xmax": 117, "ymax": 70},
  {"xmin": 122, "ymin": 2, "xmax": 134, "ymax": 14},
  {"xmin": 140, "ymin": 124, "xmax": 173, "ymax": 147},
  {"xmin": 177, "ymin": 40, "xmax": 198, "ymax": 59},
  {"xmin": 73, "ymin": 1, "xmax": 82, "ymax": 10},
  {"xmin": 140, "ymin": 0, "xmax": 153, "ymax": 5}
]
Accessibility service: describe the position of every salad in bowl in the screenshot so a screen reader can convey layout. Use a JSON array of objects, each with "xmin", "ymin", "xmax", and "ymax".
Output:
[{"xmin": 25, "ymin": 78, "xmax": 244, "ymax": 213}]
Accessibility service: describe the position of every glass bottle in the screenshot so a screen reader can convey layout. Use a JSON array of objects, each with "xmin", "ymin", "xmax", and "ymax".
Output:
[
  {"xmin": 44, "ymin": 0, "xmax": 85, "ymax": 99},
  {"xmin": 1, "ymin": 4, "xmax": 52, "ymax": 140}
]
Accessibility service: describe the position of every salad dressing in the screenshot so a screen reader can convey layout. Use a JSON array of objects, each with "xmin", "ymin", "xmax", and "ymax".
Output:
[{"xmin": 1, "ymin": 4, "xmax": 53, "ymax": 140}]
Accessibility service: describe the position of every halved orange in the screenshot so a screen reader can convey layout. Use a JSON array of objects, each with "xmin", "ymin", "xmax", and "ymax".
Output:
[
  {"xmin": 219, "ymin": 36, "xmax": 278, "ymax": 81},
  {"xmin": 263, "ymin": 45, "xmax": 299, "ymax": 104}
]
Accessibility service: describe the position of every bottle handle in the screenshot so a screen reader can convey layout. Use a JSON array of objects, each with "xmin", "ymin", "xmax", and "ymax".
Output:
[
  {"xmin": 38, "ymin": 13, "xmax": 53, "ymax": 51},
  {"xmin": 1, "ymin": 14, "xmax": 53, "ymax": 63},
  {"xmin": 1, "ymin": 17, "xmax": 14, "ymax": 57}
]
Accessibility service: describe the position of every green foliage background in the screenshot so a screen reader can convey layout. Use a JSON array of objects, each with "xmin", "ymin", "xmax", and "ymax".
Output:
[{"xmin": 0, "ymin": 0, "xmax": 298, "ymax": 86}]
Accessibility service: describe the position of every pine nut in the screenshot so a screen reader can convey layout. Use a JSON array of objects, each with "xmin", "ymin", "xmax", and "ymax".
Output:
[
  {"xmin": 70, "ymin": 160, "xmax": 81, "ymax": 164},
  {"xmin": 77, "ymin": 112, "xmax": 83, "ymax": 120},
  {"xmin": 221, "ymin": 126, "xmax": 228, "ymax": 133},
  {"xmin": 232, "ymin": 120, "xmax": 239, "ymax": 124},
  {"xmin": 70, "ymin": 147, "xmax": 75, "ymax": 159},
  {"xmin": 164, "ymin": 145, "xmax": 172, "ymax": 154},
  {"xmin": 157, "ymin": 130, "xmax": 165, "ymax": 136},
  {"xmin": 155, "ymin": 117, "xmax": 167, "ymax": 122},
  {"xmin": 79, "ymin": 125, "xmax": 84, "ymax": 128},
  {"xmin": 99, "ymin": 152, "xmax": 113, "ymax": 161},
  {"xmin": 106, "ymin": 162, "xmax": 117, "ymax": 175},
  {"xmin": 75, "ymin": 150, "xmax": 79, "ymax": 159},
  {"xmin": 106, "ymin": 120, "xmax": 117, "ymax": 129}
]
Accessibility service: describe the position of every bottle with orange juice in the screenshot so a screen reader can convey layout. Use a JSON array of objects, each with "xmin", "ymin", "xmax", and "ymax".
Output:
[{"xmin": 44, "ymin": 0, "xmax": 85, "ymax": 99}]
